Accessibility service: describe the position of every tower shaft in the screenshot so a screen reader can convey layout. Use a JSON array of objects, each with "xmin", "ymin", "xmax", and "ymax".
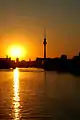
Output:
[
  {"xmin": 43, "ymin": 38, "xmax": 47, "ymax": 59},
  {"xmin": 44, "ymin": 44, "xmax": 46, "ymax": 59}
]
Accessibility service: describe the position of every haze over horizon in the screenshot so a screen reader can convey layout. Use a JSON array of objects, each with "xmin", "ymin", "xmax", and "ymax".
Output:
[{"xmin": 0, "ymin": 0, "xmax": 80, "ymax": 60}]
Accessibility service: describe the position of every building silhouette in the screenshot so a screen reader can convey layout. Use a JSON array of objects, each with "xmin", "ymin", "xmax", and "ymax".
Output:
[{"xmin": 16, "ymin": 57, "xmax": 19, "ymax": 63}]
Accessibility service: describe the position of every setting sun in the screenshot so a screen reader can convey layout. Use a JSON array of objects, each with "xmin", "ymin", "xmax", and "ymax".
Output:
[{"xmin": 7, "ymin": 45, "xmax": 26, "ymax": 59}]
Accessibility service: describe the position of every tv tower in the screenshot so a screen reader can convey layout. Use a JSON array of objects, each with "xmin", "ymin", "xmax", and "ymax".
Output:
[{"xmin": 43, "ymin": 29, "xmax": 47, "ymax": 59}]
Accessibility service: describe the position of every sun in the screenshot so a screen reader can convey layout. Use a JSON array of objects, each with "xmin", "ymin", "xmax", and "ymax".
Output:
[{"xmin": 7, "ymin": 45, "xmax": 26, "ymax": 59}]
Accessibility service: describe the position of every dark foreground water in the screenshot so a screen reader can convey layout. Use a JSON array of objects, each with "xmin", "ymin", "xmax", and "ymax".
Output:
[{"xmin": 0, "ymin": 68, "xmax": 80, "ymax": 120}]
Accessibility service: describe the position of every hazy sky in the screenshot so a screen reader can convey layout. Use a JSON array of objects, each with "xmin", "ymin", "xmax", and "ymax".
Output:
[{"xmin": 0, "ymin": 0, "xmax": 80, "ymax": 60}]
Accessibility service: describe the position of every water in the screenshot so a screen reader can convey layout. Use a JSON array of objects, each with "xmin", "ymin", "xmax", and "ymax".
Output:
[{"xmin": 0, "ymin": 68, "xmax": 80, "ymax": 120}]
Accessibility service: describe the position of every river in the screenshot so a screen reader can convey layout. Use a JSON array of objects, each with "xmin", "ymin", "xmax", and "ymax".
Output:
[{"xmin": 0, "ymin": 68, "xmax": 80, "ymax": 120}]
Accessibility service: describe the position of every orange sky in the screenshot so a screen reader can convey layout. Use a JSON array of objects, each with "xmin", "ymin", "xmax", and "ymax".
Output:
[
  {"xmin": 0, "ymin": 28, "xmax": 80, "ymax": 60},
  {"xmin": 0, "ymin": 0, "xmax": 80, "ymax": 60}
]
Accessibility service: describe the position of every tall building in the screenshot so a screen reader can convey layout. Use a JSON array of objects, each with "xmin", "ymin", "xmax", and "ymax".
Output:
[
  {"xmin": 43, "ymin": 29, "xmax": 47, "ymax": 59},
  {"xmin": 16, "ymin": 57, "xmax": 19, "ymax": 63}
]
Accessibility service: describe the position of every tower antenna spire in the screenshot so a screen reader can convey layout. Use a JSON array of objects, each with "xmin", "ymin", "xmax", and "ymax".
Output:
[{"xmin": 44, "ymin": 27, "xmax": 46, "ymax": 39}]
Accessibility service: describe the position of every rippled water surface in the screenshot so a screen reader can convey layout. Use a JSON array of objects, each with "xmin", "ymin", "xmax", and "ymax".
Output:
[{"xmin": 0, "ymin": 68, "xmax": 80, "ymax": 120}]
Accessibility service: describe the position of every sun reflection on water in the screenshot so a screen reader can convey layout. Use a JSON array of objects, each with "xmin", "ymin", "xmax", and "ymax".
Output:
[{"xmin": 13, "ymin": 68, "xmax": 20, "ymax": 120}]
